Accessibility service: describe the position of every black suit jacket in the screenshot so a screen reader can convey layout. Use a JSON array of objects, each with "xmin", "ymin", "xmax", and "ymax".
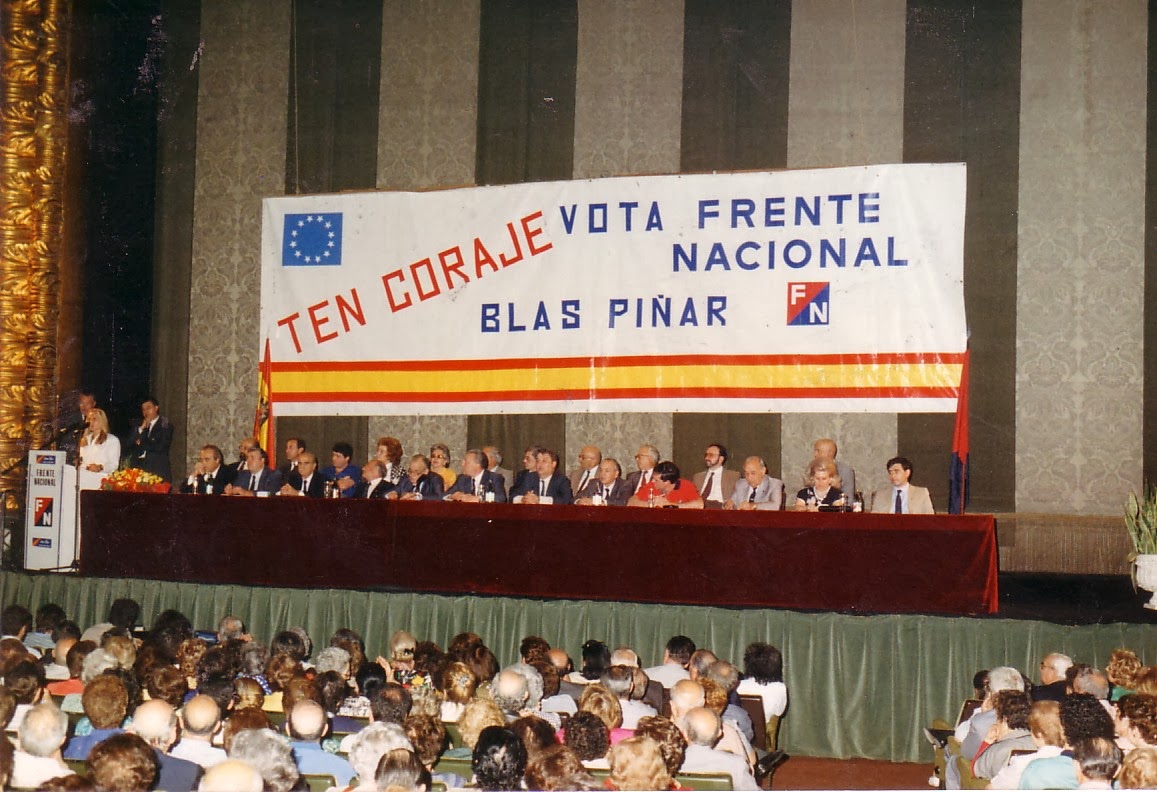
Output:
[
  {"xmin": 179, "ymin": 466, "xmax": 235, "ymax": 495},
  {"xmin": 285, "ymin": 470, "xmax": 327, "ymax": 498},
  {"xmin": 127, "ymin": 417, "xmax": 174, "ymax": 481},
  {"xmin": 511, "ymin": 472, "xmax": 573, "ymax": 504},
  {"xmin": 394, "ymin": 473, "xmax": 444, "ymax": 500},
  {"xmin": 445, "ymin": 470, "xmax": 508, "ymax": 502},
  {"xmin": 577, "ymin": 477, "xmax": 631, "ymax": 506},
  {"xmin": 356, "ymin": 478, "xmax": 395, "ymax": 499}
]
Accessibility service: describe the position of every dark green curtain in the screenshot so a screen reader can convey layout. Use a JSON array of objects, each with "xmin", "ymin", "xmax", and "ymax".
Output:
[
  {"xmin": 3, "ymin": 572, "xmax": 1151, "ymax": 763},
  {"xmin": 672, "ymin": 414, "xmax": 783, "ymax": 481}
]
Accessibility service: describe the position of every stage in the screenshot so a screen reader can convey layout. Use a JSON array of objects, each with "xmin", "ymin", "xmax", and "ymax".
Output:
[{"xmin": 77, "ymin": 491, "xmax": 998, "ymax": 616}]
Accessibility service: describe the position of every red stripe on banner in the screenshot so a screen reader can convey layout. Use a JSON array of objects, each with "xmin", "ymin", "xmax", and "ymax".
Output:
[
  {"xmin": 278, "ymin": 385, "xmax": 960, "ymax": 403},
  {"xmin": 270, "ymin": 351, "xmax": 968, "ymax": 373}
]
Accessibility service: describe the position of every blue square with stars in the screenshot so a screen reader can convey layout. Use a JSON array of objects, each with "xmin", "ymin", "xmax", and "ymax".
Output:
[{"xmin": 282, "ymin": 212, "xmax": 343, "ymax": 266}]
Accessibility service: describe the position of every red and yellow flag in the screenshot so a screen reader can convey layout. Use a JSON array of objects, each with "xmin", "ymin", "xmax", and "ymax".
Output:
[{"xmin": 254, "ymin": 339, "xmax": 275, "ymax": 464}]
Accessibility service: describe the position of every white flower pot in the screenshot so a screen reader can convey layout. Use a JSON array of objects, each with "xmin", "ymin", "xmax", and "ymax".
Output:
[{"xmin": 1135, "ymin": 554, "xmax": 1157, "ymax": 609}]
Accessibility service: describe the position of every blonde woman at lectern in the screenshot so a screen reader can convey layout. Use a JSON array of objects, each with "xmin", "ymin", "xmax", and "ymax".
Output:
[{"xmin": 78, "ymin": 408, "xmax": 121, "ymax": 489}]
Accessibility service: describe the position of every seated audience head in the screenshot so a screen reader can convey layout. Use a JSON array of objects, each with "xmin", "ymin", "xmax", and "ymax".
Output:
[
  {"xmin": 288, "ymin": 698, "xmax": 328, "ymax": 742},
  {"xmin": 705, "ymin": 660, "xmax": 741, "ymax": 695},
  {"xmin": 458, "ymin": 697, "xmax": 505, "ymax": 749},
  {"xmin": 228, "ymin": 727, "xmax": 300, "ymax": 792},
  {"xmin": 1040, "ymin": 652, "xmax": 1074, "ymax": 685},
  {"xmin": 1072, "ymin": 736, "xmax": 1122, "ymax": 785},
  {"xmin": 993, "ymin": 689, "xmax": 1031, "ymax": 729},
  {"xmin": 986, "ymin": 666, "xmax": 1026, "ymax": 697},
  {"xmin": 510, "ymin": 714, "xmax": 556, "ymax": 756},
  {"xmin": 107, "ymin": 599, "xmax": 141, "ymax": 632},
  {"xmin": 699, "ymin": 678, "xmax": 728, "ymax": 716},
  {"xmin": 347, "ymin": 722, "xmax": 414, "ymax": 788},
  {"xmin": 1, "ymin": 604, "xmax": 33, "ymax": 639},
  {"xmin": 579, "ymin": 639, "xmax": 611, "ymax": 681},
  {"xmin": 83, "ymin": 673, "xmax": 129, "ymax": 729},
  {"xmin": 1071, "ymin": 665, "xmax": 1111, "ymax": 699},
  {"xmin": 440, "ymin": 661, "xmax": 477, "ymax": 704},
  {"xmin": 1060, "ymin": 693, "xmax": 1116, "ymax": 745},
  {"xmin": 374, "ymin": 747, "xmax": 430, "ymax": 792},
  {"xmin": 609, "ymin": 647, "xmax": 638, "ymax": 668},
  {"xmin": 216, "ymin": 615, "xmax": 246, "ymax": 643},
  {"xmin": 81, "ymin": 647, "xmax": 116, "ymax": 684},
  {"xmin": 371, "ymin": 682, "xmax": 413, "ymax": 724},
  {"xmin": 221, "ymin": 708, "xmax": 271, "ymax": 752},
  {"xmin": 687, "ymin": 649, "xmax": 717, "ymax": 680},
  {"xmin": 19, "ymin": 701, "xmax": 68, "ymax": 757},
  {"xmin": 669, "ymin": 679, "xmax": 706, "ymax": 720},
  {"xmin": 664, "ymin": 635, "xmax": 696, "ymax": 668},
  {"xmin": 579, "ymin": 683, "xmax": 623, "ymax": 730},
  {"xmin": 6, "ymin": 659, "xmax": 45, "ymax": 704},
  {"xmin": 600, "ymin": 665, "xmax": 634, "ymax": 699},
  {"xmin": 681, "ymin": 706, "xmax": 722, "ymax": 748},
  {"xmin": 547, "ymin": 647, "xmax": 572, "ymax": 677},
  {"xmin": 1115, "ymin": 694, "xmax": 1157, "ymax": 748},
  {"xmin": 629, "ymin": 667, "xmax": 650, "ymax": 701},
  {"xmin": 564, "ymin": 710, "xmax": 610, "ymax": 761},
  {"xmin": 34, "ymin": 603, "xmax": 66, "ymax": 636},
  {"xmin": 492, "ymin": 668, "xmax": 530, "ymax": 716},
  {"xmin": 198, "ymin": 759, "xmax": 263, "ymax": 792},
  {"xmin": 315, "ymin": 645, "xmax": 351, "ymax": 677},
  {"xmin": 181, "ymin": 694, "xmax": 222, "ymax": 740},
  {"xmin": 520, "ymin": 635, "xmax": 551, "ymax": 664},
  {"xmin": 635, "ymin": 715, "xmax": 687, "ymax": 778},
  {"xmin": 1029, "ymin": 700, "xmax": 1065, "ymax": 748},
  {"xmin": 473, "ymin": 725, "xmax": 528, "ymax": 792},
  {"xmin": 390, "ymin": 630, "xmax": 417, "ymax": 667},
  {"xmin": 403, "ymin": 713, "xmax": 446, "ymax": 769},
  {"xmin": 607, "ymin": 735, "xmax": 671, "ymax": 792},
  {"xmin": 269, "ymin": 630, "xmax": 306, "ymax": 662},
  {"xmin": 525, "ymin": 744, "xmax": 587, "ymax": 791},
  {"xmin": 1108, "ymin": 649, "xmax": 1143, "ymax": 691},
  {"xmin": 1120, "ymin": 746, "xmax": 1157, "ymax": 789},
  {"xmin": 131, "ymin": 699, "xmax": 179, "ymax": 751},
  {"xmin": 147, "ymin": 665, "xmax": 188, "ymax": 709},
  {"xmin": 87, "ymin": 733, "xmax": 157, "ymax": 792}
]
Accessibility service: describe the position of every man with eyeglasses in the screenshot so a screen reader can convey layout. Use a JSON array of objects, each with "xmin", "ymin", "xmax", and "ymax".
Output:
[
  {"xmin": 625, "ymin": 444, "xmax": 660, "ymax": 495},
  {"xmin": 1033, "ymin": 653, "xmax": 1073, "ymax": 702}
]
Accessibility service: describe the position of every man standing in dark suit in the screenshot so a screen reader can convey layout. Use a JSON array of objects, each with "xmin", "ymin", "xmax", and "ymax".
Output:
[
  {"xmin": 510, "ymin": 448, "xmax": 573, "ymax": 504},
  {"xmin": 224, "ymin": 447, "xmax": 283, "ymax": 496},
  {"xmin": 444, "ymin": 449, "xmax": 508, "ymax": 502},
  {"xmin": 127, "ymin": 396, "xmax": 174, "ymax": 482},
  {"xmin": 279, "ymin": 451, "xmax": 326, "ymax": 497},
  {"xmin": 179, "ymin": 445, "xmax": 235, "ymax": 495}
]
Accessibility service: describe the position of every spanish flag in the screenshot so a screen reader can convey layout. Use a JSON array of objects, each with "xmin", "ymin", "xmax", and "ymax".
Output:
[
  {"xmin": 254, "ymin": 339, "xmax": 275, "ymax": 464},
  {"xmin": 948, "ymin": 348, "xmax": 970, "ymax": 514}
]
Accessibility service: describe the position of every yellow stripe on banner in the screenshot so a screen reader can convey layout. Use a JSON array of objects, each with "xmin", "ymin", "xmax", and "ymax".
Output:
[{"xmin": 272, "ymin": 362, "xmax": 963, "ymax": 395}]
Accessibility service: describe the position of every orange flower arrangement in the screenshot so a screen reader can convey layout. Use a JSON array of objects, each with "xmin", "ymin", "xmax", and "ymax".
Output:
[{"xmin": 101, "ymin": 467, "xmax": 171, "ymax": 494}]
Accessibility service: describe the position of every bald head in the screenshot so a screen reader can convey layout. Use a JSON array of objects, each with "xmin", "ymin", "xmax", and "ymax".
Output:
[
  {"xmin": 610, "ymin": 648, "xmax": 638, "ymax": 668},
  {"xmin": 199, "ymin": 759, "xmax": 263, "ymax": 792},
  {"xmin": 682, "ymin": 707, "xmax": 721, "ymax": 747},
  {"xmin": 53, "ymin": 637, "xmax": 76, "ymax": 667},
  {"xmin": 289, "ymin": 699, "xmax": 328, "ymax": 742},
  {"xmin": 181, "ymin": 695, "xmax": 221, "ymax": 739},
  {"xmin": 548, "ymin": 648, "xmax": 571, "ymax": 675},
  {"xmin": 669, "ymin": 679, "xmax": 705, "ymax": 720},
  {"xmin": 131, "ymin": 699, "xmax": 177, "ymax": 750},
  {"xmin": 813, "ymin": 438, "xmax": 838, "ymax": 460}
]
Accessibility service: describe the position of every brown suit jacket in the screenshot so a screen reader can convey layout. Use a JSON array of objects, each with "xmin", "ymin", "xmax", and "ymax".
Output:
[
  {"xmin": 692, "ymin": 468, "xmax": 741, "ymax": 505},
  {"xmin": 870, "ymin": 485, "xmax": 934, "ymax": 514}
]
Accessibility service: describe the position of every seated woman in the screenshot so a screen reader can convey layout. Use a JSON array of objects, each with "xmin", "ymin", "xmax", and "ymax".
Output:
[
  {"xmin": 793, "ymin": 458, "xmax": 846, "ymax": 511},
  {"xmin": 79, "ymin": 408, "xmax": 121, "ymax": 489},
  {"xmin": 737, "ymin": 642, "xmax": 788, "ymax": 721},
  {"xmin": 428, "ymin": 444, "xmax": 457, "ymax": 491}
]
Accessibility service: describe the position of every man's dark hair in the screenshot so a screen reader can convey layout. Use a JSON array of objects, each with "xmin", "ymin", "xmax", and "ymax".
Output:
[
  {"xmin": 665, "ymin": 636, "xmax": 696, "ymax": 666},
  {"xmin": 196, "ymin": 673, "xmax": 236, "ymax": 714},
  {"xmin": 654, "ymin": 461, "xmax": 681, "ymax": 484},
  {"xmin": 465, "ymin": 449, "xmax": 488, "ymax": 469},
  {"xmin": 376, "ymin": 748, "xmax": 431, "ymax": 792},
  {"xmin": 316, "ymin": 670, "xmax": 349, "ymax": 715},
  {"xmin": 332, "ymin": 441, "xmax": 354, "ymax": 459},
  {"xmin": 580, "ymin": 640, "xmax": 611, "ymax": 681},
  {"xmin": 6, "ymin": 661, "xmax": 45, "ymax": 704},
  {"xmin": 88, "ymin": 732, "xmax": 158, "ymax": 792},
  {"xmin": 371, "ymin": 682, "xmax": 413, "ymax": 724},
  {"xmin": 538, "ymin": 449, "xmax": 559, "ymax": 466},
  {"xmin": 563, "ymin": 711, "xmax": 610, "ymax": 761},
  {"xmin": 993, "ymin": 690, "xmax": 1031, "ymax": 730},
  {"xmin": 742, "ymin": 642, "xmax": 783, "ymax": 684},
  {"xmin": 509, "ymin": 714, "xmax": 556, "ymax": 755},
  {"xmin": 1, "ymin": 605, "xmax": 32, "ymax": 637},
  {"xmin": 886, "ymin": 456, "xmax": 913, "ymax": 473},
  {"xmin": 34, "ymin": 604, "xmax": 66, "ymax": 634},
  {"xmin": 473, "ymin": 726, "xmax": 528, "ymax": 791},
  {"xmin": 520, "ymin": 635, "xmax": 551, "ymax": 663},
  {"xmin": 286, "ymin": 436, "xmax": 305, "ymax": 450},
  {"xmin": 107, "ymin": 599, "xmax": 141, "ymax": 631},
  {"xmin": 329, "ymin": 627, "xmax": 363, "ymax": 655},
  {"xmin": 53, "ymin": 620, "xmax": 81, "ymax": 642},
  {"xmin": 1072, "ymin": 737, "xmax": 1123, "ymax": 782},
  {"xmin": 140, "ymin": 396, "xmax": 159, "ymax": 409},
  {"xmin": 356, "ymin": 662, "xmax": 389, "ymax": 703},
  {"xmin": 709, "ymin": 443, "xmax": 728, "ymax": 465},
  {"xmin": 270, "ymin": 630, "xmax": 306, "ymax": 662},
  {"xmin": 1060, "ymin": 693, "xmax": 1116, "ymax": 743}
]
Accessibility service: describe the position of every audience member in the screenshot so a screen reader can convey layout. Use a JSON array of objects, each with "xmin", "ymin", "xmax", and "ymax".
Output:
[
  {"xmin": 227, "ymin": 727, "xmax": 299, "ymax": 792},
  {"xmin": 170, "ymin": 695, "xmax": 226, "ymax": 768},
  {"xmin": 645, "ymin": 636, "xmax": 695, "ymax": 689},
  {"xmin": 607, "ymin": 735, "xmax": 671, "ymax": 790},
  {"xmin": 287, "ymin": 699, "xmax": 355, "ymax": 786},
  {"xmin": 197, "ymin": 759, "xmax": 263, "ymax": 792},
  {"xmin": 12, "ymin": 701, "xmax": 72, "ymax": 788},
  {"xmin": 129, "ymin": 699, "xmax": 202, "ymax": 791},
  {"xmin": 87, "ymin": 733, "xmax": 156, "ymax": 792},
  {"xmin": 472, "ymin": 725, "xmax": 528, "ymax": 791}
]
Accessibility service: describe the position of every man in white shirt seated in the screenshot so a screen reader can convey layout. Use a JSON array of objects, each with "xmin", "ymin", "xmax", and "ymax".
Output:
[
  {"xmin": 644, "ymin": 635, "xmax": 695, "ymax": 689},
  {"xmin": 170, "ymin": 695, "xmax": 227, "ymax": 768},
  {"xmin": 11, "ymin": 702, "xmax": 72, "ymax": 789},
  {"xmin": 871, "ymin": 456, "xmax": 935, "ymax": 514},
  {"xmin": 678, "ymin": 707, "xmax": 760, "ymax": 790}
]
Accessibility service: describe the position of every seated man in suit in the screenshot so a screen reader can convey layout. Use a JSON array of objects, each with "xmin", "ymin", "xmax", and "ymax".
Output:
[
  {"xmin": 624, "ymin": 444, "xmax": 660, "ymax": 495},
  {"xmin": 628, "ymin": 461, "xmax": 704, "ymax": 509},
  {"xmin": 224, "ymin": 446, "xmax": 283, "ymax": 496},
  {"xmin": 356, "ymin": 459, "xmax": 395, "ymax": 499},
  {"xmin": 279, "ymin": 436, "xmax": 305, "ymax": 479},
  {"xmin": 390, "ymin": 453, "xmax": 445, "ymax": 500},
  {"xmin": 444, "ymin": 449, "xmax": 508, "ymax": 502},
  {"xmin": 279, "ymin": 451, "xmax": 326, "ymax": 497},
  {"xmin": 724, "ymin": 456, "xmax": 784, "ymax": 510},
  {"xmin": 870, "ymin": 456, "xmax": 934, "ymax": 514},
  {"xmin": 511, "ymin": 448, "xmax": 573, "ymax": 504},
  {"xmin": 575, "ymin": 458, "xmax": 631, "ymax": 506},
  {"xmin": 568, "ymin": 445, "xmax": 602, "ymax": 498},
  {"xmin": 692, "ymin": 443, "xmax": 740, "ymax": 509},
  {"xmin": 180, "ymin": 445, "xmax": 235, "ymax": 495}
]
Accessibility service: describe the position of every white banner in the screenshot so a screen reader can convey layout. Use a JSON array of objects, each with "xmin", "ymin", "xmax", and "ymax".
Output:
[{"xmin": 261, "ymin": 163, "xmax": 967, "ymax": 415}]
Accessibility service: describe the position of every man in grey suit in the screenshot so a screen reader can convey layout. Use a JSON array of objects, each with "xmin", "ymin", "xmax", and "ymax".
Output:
[
  {"xmin": 692, "ymin": 443, "xmax": 740, "ymax": 509},
  {"xmin": 224, "ymin": 447, "xmax": 283, "ymax": 496},
  {"xmin": 724, "ymin": 456, "xmax": 783, "ymax": 510},
  {"xmin": 870, "ymin": 456, "xmax": 935, "ymax": 514}
]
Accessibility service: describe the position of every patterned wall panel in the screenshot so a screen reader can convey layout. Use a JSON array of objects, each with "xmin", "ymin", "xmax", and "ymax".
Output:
[
  {"xmin": 1017, "ymin": 0, "xmax": 1147, "ymax": 513},
  {"xmin": 187, "ymin": 1, "xmax": 291, "ymax": 472},
  {"xmin": 378, "ymin": 0, "xmax": 480, "ymax": 191},
  {"xmin": 369, "ymin": 0, "xmax": 482, "ymax": 457},
  {"xmin": 780, "ymin": 0, "xmax": 906, "ymax": 489},
  {"xmin": 565, "ymin": 0, "xmax": 685, "ymax": 472}
]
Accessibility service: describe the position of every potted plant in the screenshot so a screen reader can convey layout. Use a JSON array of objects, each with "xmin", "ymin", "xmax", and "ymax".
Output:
[{"xmin": 1125, "ymin": 488, "xmax": 1157, "ymax": 609}]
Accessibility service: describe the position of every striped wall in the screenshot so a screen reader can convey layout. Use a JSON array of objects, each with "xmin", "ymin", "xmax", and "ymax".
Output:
[{"xmin": 165, "ymin": 0, "xmax": 1151, "ymax": 518}]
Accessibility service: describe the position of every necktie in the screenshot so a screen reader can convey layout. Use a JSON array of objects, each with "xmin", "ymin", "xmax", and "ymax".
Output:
[
  {"xmin": 473, "ymin": 478, "xmax": 479, "ymax": 496},
  {"xmin": 249, "ymin": 473, "xmax": 258, "ymax": 491},
  {"xmin": 601, "ymin": 485, "xmax": 608, "ymax": 499},
  {"xmin": 302, "ymin": 476, "xmax": 309, "ymax": 493},
  {"xmin": 701, "ymin": 471, "xmax": 714, "ymax": 499},
  {"xmin": 579, "ymin": 470, "xmax": 590, "ymax": 493},
  {"xmin": 894, "ymin": 489, "xmax": 903, "ymax": 514},
  {"xmin": 539, "ymin": 479, "xmax": 546, "ymax": 497},
  {"xmin": 748, "ymin": 486, "xmax": 757, "ymax": 503},
  {"xmin": 637, "ymin": 471, "xmax": 648, "ymax": 493}
]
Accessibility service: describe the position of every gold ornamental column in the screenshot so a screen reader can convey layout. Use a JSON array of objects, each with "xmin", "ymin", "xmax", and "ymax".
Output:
[{"xmin": 0, "ymin": 0, "xmax": 70, "ymax": 518}]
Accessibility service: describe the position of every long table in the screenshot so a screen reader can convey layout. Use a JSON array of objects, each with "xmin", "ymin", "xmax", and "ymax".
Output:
[{"xmin": 78, "ymin": 491, "xmax": 998, "ymax": 615}]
